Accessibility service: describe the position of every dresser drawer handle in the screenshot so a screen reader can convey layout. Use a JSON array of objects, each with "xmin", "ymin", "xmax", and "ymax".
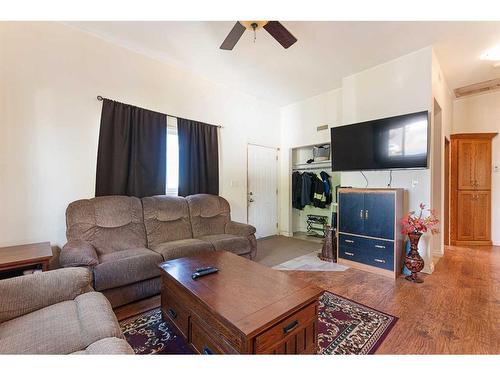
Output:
[
  {"xmin": 345, "ymin": 252, "xmax": 354, "ymax": 256},
  {"xmin": 167, "ymin": 308, "xmax": 177, "ymax": 319},
  {"xmin": 374, "ymin": 258, "xmax": 386, "ymax": 263},
  {"xmin": 344, "ymin": 239, "xmax": 354, "ymax": 243},
  {"xmin": 283, "ymin": 320, "xmax": 299, "ymax": 335},
  {"xmin": 203, "ymin": 346, "xmax": 213, "ymax": 355},
  {"xmin": 374, "ymin": 245, "xmax": 386, "ymax": 249}
]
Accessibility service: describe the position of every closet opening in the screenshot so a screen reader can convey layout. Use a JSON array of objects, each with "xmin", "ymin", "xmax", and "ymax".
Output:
[{"xmin": 291, "ymin": 143, "xmax": 340, "ymax": 244}]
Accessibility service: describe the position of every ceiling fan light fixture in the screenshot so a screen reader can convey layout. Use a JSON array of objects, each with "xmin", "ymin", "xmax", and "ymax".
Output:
[
  {"xmin": 220, "ymin": 21, "xmax": 297, "ymax": 50},
  {"xmin": 239, "ymin": 21, "xmax": 268, "ymax": 31}
]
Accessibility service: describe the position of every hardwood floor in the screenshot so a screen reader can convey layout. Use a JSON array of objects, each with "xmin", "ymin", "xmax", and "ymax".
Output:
[
  {"xmin": 114, "ymin": 295, "xmax": 160, "ymax": 321},
  {"xmin": 114, "ymin": 243, "xmax": 500, "ymax": 354},
  {"xmin": 292, "ymin": 244, "xmax": 500, "ymax": 354}
]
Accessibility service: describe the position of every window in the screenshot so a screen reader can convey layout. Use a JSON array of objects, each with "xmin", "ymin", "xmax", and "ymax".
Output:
[{"xmin": 166, "ymin": 117, "xmax": 179, "ymax": 195}]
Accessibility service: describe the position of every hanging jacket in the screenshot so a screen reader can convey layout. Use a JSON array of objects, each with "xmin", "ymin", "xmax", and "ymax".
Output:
[
  {"xmin": 292, "ymin": 171, "xmax": 304, "ymax": 209},
  {"xmin": 301, "ymin": 173, "xmax": 312, "ymax": 207},
  {"xmin": 312, "ymin": 173, "xmax": 326, "ymax": 208},
  {"xmin": 320, "ymin": 171, "xmax": 332, "ymax": 205}
]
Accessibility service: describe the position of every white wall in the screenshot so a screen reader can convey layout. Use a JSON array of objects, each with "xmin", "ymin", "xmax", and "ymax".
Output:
[
  {"xmin": 278, "ymin": 89, "xmax": 342, "ymax": 235},
  {"xmin": 431, "ymin": 51, "xmax": 454, "ymax": 257},
  {"xmin": 453, "ymin": 91, "xmax": 500, "ymax": 246},
  {"xmin": 0, "ymin": 22, "xmax": 280, "ymax": 251},
  {"xmin": 280, "ymin": 47, "xmax": 439, "ymax": 272}
]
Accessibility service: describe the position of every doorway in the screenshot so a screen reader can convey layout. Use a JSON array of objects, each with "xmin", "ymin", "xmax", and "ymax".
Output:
[{"xmin": 247, "ymin": 144, "xmax": 279, "ymax": 238}]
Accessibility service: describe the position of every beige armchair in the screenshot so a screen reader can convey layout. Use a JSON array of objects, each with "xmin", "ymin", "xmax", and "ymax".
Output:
[{"xmin": 0, "ymin": 268, "xmax": 133, "ymax": 354}]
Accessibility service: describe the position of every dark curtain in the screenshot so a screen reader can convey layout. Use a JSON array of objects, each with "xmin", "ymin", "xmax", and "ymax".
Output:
[
  {"xmin": 177, "ymin": 118, "xmax": 219, "ymax": 196},
  {"xmin": 95, "ymin": 99, "xmax": 167, "ymax": 198}
]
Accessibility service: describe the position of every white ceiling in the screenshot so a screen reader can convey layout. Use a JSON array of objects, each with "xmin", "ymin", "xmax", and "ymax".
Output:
[{"xmin": 68, "ymin": 21, "xmax": 500, "ymax": 106}]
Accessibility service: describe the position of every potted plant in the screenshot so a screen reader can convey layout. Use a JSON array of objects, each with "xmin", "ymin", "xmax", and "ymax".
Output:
[{"xmin": 401, "ymin": 203, "xmax": 439, "ymax": 283}]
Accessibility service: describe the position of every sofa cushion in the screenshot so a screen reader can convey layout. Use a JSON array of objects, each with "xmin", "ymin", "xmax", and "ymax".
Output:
[
  {"xmin": 142, "ymin": 195, "xmax": 193, "ymax": 247},
  {"xmin": 151, "ymin": 239, "xmax": 215, "ymax": 261},
  {"xmin": 0, "ymin": 292, "xmax": 122, "ymax": 354},
  {"xmin": 186, "ymin": 194, "xmax": 231, "ymax": 237},
  {"xmin": 72, "ymin": 337, "xmax": 134, "ymax": 354},
  {"xmin": 198, "ymin": 234, "xmax": 251, "ymax": 255},
  {"xmin": 94, "ymin": 248, "xmax": 162, "ymax": 291},
  {"xmin": 66, "ymin": 196, "xmax": 147, "ymax": 255}
]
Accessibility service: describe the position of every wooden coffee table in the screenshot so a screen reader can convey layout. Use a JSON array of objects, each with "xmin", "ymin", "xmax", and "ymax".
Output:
[{"xmin": 159, "ymin": 251, "xmax": 324, "ymax": 354}]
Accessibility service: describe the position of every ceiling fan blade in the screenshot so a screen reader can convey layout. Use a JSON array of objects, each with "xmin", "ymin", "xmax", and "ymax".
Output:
[
  {"xmin": 263, "ymin": 21, "xmax": 297, "ymax": 49},
  {"xmin": 220, "ymin": 22, "xmax": 246, "ymax": 50}
]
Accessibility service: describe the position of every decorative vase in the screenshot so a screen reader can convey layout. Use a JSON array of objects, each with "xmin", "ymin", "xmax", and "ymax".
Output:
[
  {"xmin": 404, "ymin": 232, "xmax": 425, "ymax": 283},
  {"xmin": 319, "ymin": 226, "xmax": 336, "ymax": 262}
]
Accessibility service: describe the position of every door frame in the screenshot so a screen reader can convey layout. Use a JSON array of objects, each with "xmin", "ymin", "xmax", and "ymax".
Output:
[
  {"xmin": 444, "ymin": 137, "xmax": 450, "ymax": 245},
  {"xmin": 246, "ymin": 143, "xmax": 280, "ymax": 237}
]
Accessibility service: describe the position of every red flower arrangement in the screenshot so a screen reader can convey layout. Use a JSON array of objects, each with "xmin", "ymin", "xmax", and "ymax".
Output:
[{"xmin": 401, "ymin": 203, "xmax": 439, "ymax": 235}]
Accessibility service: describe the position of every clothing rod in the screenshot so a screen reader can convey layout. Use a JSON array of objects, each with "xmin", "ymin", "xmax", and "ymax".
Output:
[
  {"xmin": 292, "ymin": 167, "xmax": 331, "ymax": 171},
  {"xmin": 96, "ymin": 95, "xmax": 223, "ymax": 129}
]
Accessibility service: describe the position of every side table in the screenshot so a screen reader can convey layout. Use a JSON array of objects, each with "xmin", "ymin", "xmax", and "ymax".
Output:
[{"xmin": 0, "ymin": 242, "xmax": 53, "ymax": 277}]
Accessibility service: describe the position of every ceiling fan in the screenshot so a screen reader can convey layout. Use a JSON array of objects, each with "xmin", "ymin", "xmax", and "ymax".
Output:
[{"xmin": 220, "ymin": 21, "xmax": 297, "ymax": 50}]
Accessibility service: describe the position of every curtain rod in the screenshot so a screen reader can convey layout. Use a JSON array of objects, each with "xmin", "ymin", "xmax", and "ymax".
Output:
[{"xmin": 96, "ymin": 95, "xmax": 223, "ymax": 129}]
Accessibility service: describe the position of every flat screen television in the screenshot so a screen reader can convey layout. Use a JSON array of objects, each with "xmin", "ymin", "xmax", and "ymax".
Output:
[{"xmin": 331, "ymin": 111, "xmax": 429, "ymax": 171}]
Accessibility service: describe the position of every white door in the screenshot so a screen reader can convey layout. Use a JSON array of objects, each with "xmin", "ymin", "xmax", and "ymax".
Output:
[{"xmin": 247, "ymin": 144, "xmax": 278, "ymax": 238}]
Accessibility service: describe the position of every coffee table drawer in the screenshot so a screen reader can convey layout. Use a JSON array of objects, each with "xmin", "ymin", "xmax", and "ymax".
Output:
[
  {"xmin": 161, "ymin": 290, "xmax": 189, "ymax": 338},
  {"xmin": 255, "ymin": 302, "xmax": 317, "ymax": 353},
  {"xmin": 190, "ymin": 318, "xmax": 239, "ymax": 354},
  {"xmin": 191, "ymin": 319, "xmax": 224, "ymax": 354}
]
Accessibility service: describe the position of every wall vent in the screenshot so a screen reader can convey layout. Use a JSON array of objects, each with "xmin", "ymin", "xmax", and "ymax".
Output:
[
  {"xmin": 316, "ymin": 124, "xmax": 328, "ymax": 132},
  {"xmin": 454, "ymin": 78, "xmax": 500, "ymax": 98}
]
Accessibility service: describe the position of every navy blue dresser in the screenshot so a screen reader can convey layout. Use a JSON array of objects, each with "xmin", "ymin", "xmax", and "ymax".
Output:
[{"xmin": 337, "ymin": 188, "xmax": 404, "ymax": 278}]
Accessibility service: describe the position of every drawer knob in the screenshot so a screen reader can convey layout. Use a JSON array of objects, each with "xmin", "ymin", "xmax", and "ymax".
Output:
[
  {"xmin": 203, "ymin": 346, "xmax": 213, "ymax": 355},
  {"xmin": 374, "ymin": 245, "xmax": 386, "ymax": 249},
  {"xmin": 168, "ymin": 308, "xmax": 177, "ymax": 319},
  {"xmin": 345, "ymin": 239, "xmax": 354, "ymax": 243},
  {"xmin": 374, "ymin": 258, "xmax": 386, "ymax": 263},
  {"xmin": 345, "ymin": 252, "xmax": 354, "ymax": 256},
  {"xmin": 283, "ymin": 320, "xmax": 299, "ymax": 335}
]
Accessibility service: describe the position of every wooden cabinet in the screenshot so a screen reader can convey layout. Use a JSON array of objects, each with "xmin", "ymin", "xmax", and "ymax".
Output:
[
  {"xmin": 457, "ymin": 139, "xmax": 491, "ymax": 190},
  {"xmin": 457, "ymin": 191, "xmax": 491, "ymax": 242},
  {"xmin": 337, "ymin": 188, "xmax": 404, "ymax": 278},
  {"xmin": 451, "ymin": 133, "xmax": 496, "ymax": 246}
]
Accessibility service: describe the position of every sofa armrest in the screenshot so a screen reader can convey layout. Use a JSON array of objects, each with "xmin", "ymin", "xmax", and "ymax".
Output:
[
  {"xmin": 60, "ymin": 240, "xmax": 99, "ymax": 268},
  {"xmin": 225, "ymin": 221, "xmax": 256, "ymax": 237},
  {"xmin": 0, "ymin": 267, "xmax": 93, "ymax": 323}
]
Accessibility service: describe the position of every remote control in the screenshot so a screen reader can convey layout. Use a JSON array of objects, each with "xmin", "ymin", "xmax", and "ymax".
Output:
[
  {"xmin": 192, "ymin": 267, "xmax": 219, "ymax": 279},
  {"xmin": 195, "ymin": 266, "xmax": 214, "ymax": 273}
]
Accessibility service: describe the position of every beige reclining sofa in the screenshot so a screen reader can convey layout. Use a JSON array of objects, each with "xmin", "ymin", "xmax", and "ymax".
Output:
[{"xmin": 60, "ymin": 194, "xmax": 257, "ymax": 307}]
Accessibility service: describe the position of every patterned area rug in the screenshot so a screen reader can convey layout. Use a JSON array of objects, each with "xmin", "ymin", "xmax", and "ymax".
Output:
[
  {"xmin": 120, "ymin": 309, "xmax": 194, "ymax": 354},
  {"xmin": 120, "ymin": 291, "xmax": 397, "ymax": 355}
]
